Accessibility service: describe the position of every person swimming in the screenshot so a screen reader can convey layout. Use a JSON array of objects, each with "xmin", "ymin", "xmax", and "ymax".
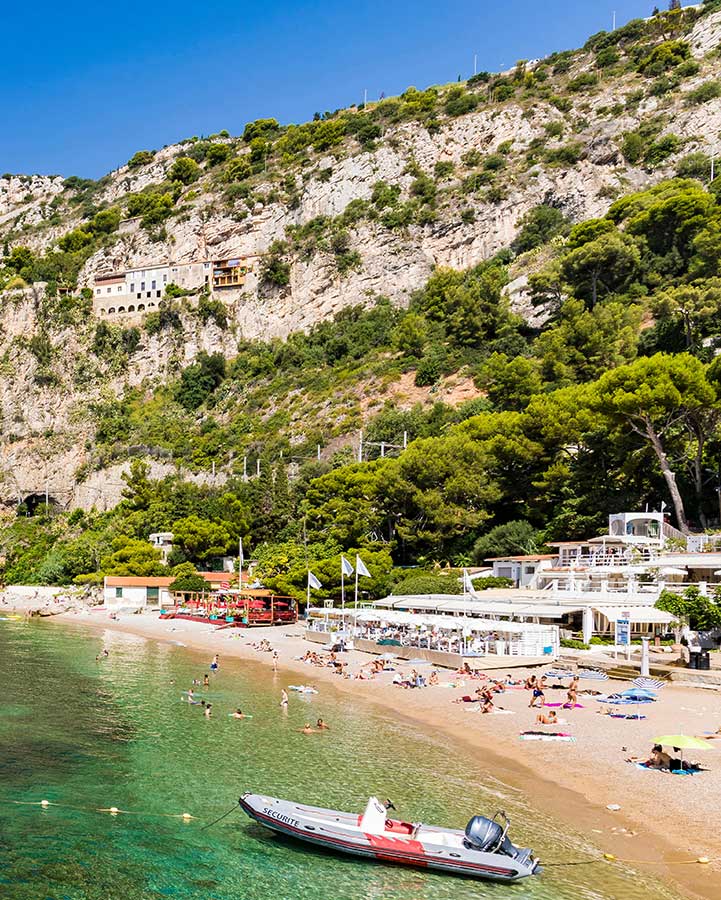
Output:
[
  {"xmin": 231, "ymin": 708, "xmax": 246, "ymax": 719},
  {"xmin": 316, "ymin": 718, "xmax": 329, "ymax": 730},
  {"xmin": 298, "ymin": 723, "xmax": 316, "ymax": 734}
]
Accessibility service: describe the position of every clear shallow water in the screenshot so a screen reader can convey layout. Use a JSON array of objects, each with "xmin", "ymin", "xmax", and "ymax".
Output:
[{"xmin": 0, "ymin": 621, "xmax": 682, "ymax": 900}]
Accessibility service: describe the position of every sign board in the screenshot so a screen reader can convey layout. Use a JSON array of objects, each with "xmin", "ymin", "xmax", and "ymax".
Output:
[{"xmin": 615, "ymin": 610, "xmax": 631, "ymax": 647}]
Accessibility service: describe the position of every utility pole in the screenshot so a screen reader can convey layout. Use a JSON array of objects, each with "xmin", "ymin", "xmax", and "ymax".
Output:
[
  {"xmin": 380, "ymin": 441, "xmax": 385, "ymax": 459},
  {"xmin": 358, "ymin": 430, "xmax": 363, "ymax": 463},
  {"xmin": 243, "ymin": 456, "xmax": 248, "ymax": 482},
  {"xmin": 256, "ymin": 458, "xmax": 261, "ymax": 478},
  {"xmin": 612, "ymin": 11, "xmax": 616, "ymax": 31},
  {"xmin": 403, "ymin": 430, "xmax": 408, "ymax": 449},
  {"xmin": 317, "ymin": 444, "xmax": 321, "ymax": 461},
  {"xmin": 473, "ymin": 53, "xmax": 477, "ymax": 76},
  {"xmin": 363, "ymin": 88, "xmax": 367, "ymax": 106}
]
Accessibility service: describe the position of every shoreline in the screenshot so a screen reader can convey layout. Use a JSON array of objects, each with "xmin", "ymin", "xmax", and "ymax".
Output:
[{"xmin": 39, "ymin": 608, "xmax": 721, "ymax": 900}]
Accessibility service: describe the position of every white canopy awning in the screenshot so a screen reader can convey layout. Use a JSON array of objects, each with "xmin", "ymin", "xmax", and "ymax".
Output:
[
  {"xmin": 353, "ymin": 607, "xmax": 556, "ymax": 635},
  {"xmin": 595, "ymin": 606, "xmax": 678, "ymax": 624}
]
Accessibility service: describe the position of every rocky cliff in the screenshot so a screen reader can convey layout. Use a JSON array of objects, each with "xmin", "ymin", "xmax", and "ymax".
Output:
[{"xmin": 1, "ymin": 4, "xmax": 720, "ymax": 510}]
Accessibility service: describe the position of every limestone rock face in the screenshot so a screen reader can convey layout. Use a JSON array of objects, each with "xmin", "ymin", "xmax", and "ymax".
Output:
[{"xmin": 2, "ymin": 9, "xmax": 721, "ymax": 509}]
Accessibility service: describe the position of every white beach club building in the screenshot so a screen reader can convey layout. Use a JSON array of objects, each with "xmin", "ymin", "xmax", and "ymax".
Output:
[{"xmin": 306, "ymin": 604, "xmax": 560, "ymax": 669}]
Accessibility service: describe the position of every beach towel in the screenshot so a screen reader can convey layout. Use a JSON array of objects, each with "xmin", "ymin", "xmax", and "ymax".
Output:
[
  {"xmin": 545, "ymin": 702, "xmax": 585, "ymax": 709},
  {"xmin": 520, "ymin": 732, "xmax": 576, "ymax": 743},
  {"xmin": 610, "ymin": 713, "xmax": 646, "ymax": 720},
  {"xmin": 595, "ymin": 695, "xmax": 654, "ymax": 706},
  {"xmin": 634, "ymin": 762, "xmax": 702, "ymax": 775}
]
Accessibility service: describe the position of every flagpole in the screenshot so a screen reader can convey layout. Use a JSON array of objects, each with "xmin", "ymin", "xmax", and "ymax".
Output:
[
  {"xmin": 307, "ymin": 570, "xmax": 311, "ymax": 620},
  {"xmin": 354, "ymin": 566, "xmax": 359, "ymax": 624},
  {"xmin": 238, "ymin": 537, "xmax": 244, "ymax": 590},
  {"xmin": 341, "ymin": 565, "xmax": 345, "ymax": 606}
]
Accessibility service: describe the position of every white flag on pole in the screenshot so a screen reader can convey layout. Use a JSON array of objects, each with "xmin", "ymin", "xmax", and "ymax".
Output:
[
  {"xmin": 355, "ymin": 555, "xmax": 371, "ymax": 578},
  {"xmin": 308, "ymin": 570, "xmax": 322, "ymax": 590},
  {"xmin": 341, "ymin": 556, "xmax": 354, "ymax": 576},
  {"xmin": 462, "ymin": 568, "xmax": 473, "ymax": 593}
]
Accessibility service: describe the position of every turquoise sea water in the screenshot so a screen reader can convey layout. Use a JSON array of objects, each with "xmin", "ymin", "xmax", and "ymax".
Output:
[{"xmin": 0, "ymin": 620, "xmax": 683, "ymax": 900}]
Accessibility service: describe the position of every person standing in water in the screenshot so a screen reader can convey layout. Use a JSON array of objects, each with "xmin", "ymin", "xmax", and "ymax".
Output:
[
  {"xmin": 204, "ymin": 703, "xmax": 212, "ymax": 718},
  {"xmin": 280, "ymin": 689, "xmax": 288, "ymax": 708},
  {"xmin": 272, "ymin": 650, "xmax": 279, "ymax": 672},
  {"xmin": 210, "ymin": 655, "xmax": 219, "ymax": 673},
  {"xmin": 203, "ymin": 674, "xmax": 209, "ymax": 687}
]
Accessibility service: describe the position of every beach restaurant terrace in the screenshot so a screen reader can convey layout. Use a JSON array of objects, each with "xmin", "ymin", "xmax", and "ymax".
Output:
[
  {"xmin": 306, "ymin": 607, "xmax": 559, "ymax": 669},
  {"xmin": 371, "ymin": 594, "xmax": 677, "ymax": 639}
]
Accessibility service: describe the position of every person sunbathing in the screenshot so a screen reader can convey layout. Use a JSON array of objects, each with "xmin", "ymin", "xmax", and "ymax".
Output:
[
  {"xmin": 481, "ymin": 697, "xmax": 494, "ymax": 713},
  {"xmin": 535, "ymin": 710, "xmax": 558, "ymax": 725},
  {"xmin": 627, "ymin": 744, "xmax": 671, "ymax": 769}
]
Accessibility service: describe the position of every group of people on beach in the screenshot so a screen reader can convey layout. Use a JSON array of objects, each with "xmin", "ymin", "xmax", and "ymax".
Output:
[{"xmin": 525, "ymin": 674, "xmax": 579, "ymax": 709}]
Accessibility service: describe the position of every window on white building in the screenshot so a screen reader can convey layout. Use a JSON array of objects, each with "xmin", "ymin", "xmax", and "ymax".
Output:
[{"xmin": 96, "ymin": 288, "xmax": 101, "ymax": 295}]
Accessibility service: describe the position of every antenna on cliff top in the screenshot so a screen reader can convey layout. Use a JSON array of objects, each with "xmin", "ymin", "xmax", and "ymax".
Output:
[{"xmin": 612, "ymin": 10, "xmax": 616, "ymax": 30}]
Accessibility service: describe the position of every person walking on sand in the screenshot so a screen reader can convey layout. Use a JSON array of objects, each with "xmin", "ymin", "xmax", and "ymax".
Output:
[
  {"xmin": 566, "ymin": 675, "xmax": 579, "ymax": 708},
  {"xmin": 280, "ymin": 689, "xmax": 289, "ymax": 708}
]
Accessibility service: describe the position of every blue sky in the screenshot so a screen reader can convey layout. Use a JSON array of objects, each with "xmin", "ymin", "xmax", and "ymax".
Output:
[{"xmin": 0, "ymin": 1, "xmax": 684, "ymax": 178}]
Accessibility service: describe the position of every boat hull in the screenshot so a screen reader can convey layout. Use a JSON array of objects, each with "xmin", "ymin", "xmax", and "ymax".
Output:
[{"xmin": 239, "ymin": 794, "xmax": 537, "ymax": 883}]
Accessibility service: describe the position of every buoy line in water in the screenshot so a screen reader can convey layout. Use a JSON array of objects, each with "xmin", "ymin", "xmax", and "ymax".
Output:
[
  {"xmin": 0, "ymin": 797, "xmax": 717, "ymax": 868},
  {"xmin": 0, "ymin": 797, "xmax": 197, "ymax": 820}
]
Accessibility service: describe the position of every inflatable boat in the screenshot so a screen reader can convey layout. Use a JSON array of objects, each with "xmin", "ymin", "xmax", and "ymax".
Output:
[{"xmin": 239, "ymin": 793, "xmax": 540, "ymax": 883}]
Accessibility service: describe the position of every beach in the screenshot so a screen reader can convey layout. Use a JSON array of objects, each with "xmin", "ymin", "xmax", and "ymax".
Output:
[{"xmin": 35, "ymin": 605, "xmax": 720, "ymax": 900}]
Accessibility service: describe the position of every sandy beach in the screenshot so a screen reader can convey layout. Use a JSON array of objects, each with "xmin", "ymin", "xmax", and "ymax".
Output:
[{"xmin": 34, "ymin": 607, "xmax": 721, "ymax": 900}]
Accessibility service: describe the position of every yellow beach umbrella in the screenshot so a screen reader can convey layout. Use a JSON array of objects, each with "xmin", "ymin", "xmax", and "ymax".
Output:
[
  {"xmin": 654, "ymin": 734, "xmax": 715, "ymax": 771},
  {"xmin": 653, "ymin": 735, "xmax": 714, "ymax": 751}
]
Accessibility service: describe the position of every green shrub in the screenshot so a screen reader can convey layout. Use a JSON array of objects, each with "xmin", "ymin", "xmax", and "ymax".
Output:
[
  {"xmin": 621, "ymin": 132, "xmax": 644, "ymax": 164},
  {"xmin": 645, "ymin": 134, "xmax": 681, "ymax": 166},
  {"xmin": 568, "ymin": 72, "xmax": 598, "ymax": 92},
  {"xmin": 685, "ymin": 81, "xmax": 721, "ymax": 104},
  {"xmin": 169, "ymin": 157, "xmax": 200, "ymax": 185},
  {"xmin": 392, "ymin": 574, "xmax": 461, "ymax": 595},
  {"xmin": 260, "ymin": 242, "xmax": 291, "ymax": 287},
  {"xmin": 127, "ymin": 150, "xmax": 155, "ymax": 169},
  {"xmin": 434, "ymin": 160, "xmax": 454, "ymax": 179},
  {"xmin": 512, "ymin": 205, "xmax": 568, "ymax": 253},
  {"xmin": 560, "ymin": 638, "xmax": 589, "ymax": 650},
  {"xmin": 444, "ymin": 87, "xmax": 477, "ymax": 116},
  {"xmin": 596, "ymin": 47, "xmax": 620, "ymax": 68},
  {"xmin": 638, "ymin": 40, "xmax": 691, "ymax": 77},
  {"xmin": 676, "ymin": 152, "xmax": 712, "ymax": 181},
  {"xmin": 545, "ymin": 142, "xmax": 584, "ymax": 165}
]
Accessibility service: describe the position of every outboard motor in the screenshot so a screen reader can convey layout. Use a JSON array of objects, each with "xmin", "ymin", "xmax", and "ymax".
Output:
[{"xmin": 464, "ymin": 812, "xmax": 515, "ymax": 856}]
